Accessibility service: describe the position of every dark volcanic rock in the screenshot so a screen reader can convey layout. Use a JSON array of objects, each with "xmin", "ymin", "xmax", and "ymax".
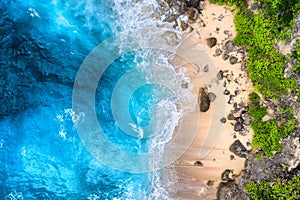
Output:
[
  {"xmin": 215, "ymin": 48, "xmax": 223, "ymax": 56},
  {"xmin": 227, "ymin": 113, "xmax": 235, "ymax": 120},
  {"xmin": 194, "ymin": 161, "xmax": 204, "ymax": 166},
  {"xmin": 198, "ymin": 88, "xmax": 210, "ymax": 112},
  {"xmin": 234, "ymin": 122, "xmax": 243, "ymax": 132},
  {"xmin": 229, "ymin": 140, "xmax": 248, "ymax": 158},
  {"xmin": 225, "ymin": 40, "xmax": 235, "ymax": 52},
  {"xmin": 186, "ymin": 0, "xmax": 200, "ymax": 8},
  {"xmin": 224, "ymin": 90, "xmax": 230, "ymax": 95},
  {"xmin": 229, "ymin": 56, "xmax": 238, "ymax": 65},
  {"xmin": 206, "ymin": 37, "xmax": 217, "ymax": 48},
  {"xmin": 207, "ymin": 180, "xmax": 214, "ymax": 186},
  {"xmin": 222, "ymin": 52, "xmax": 230, "ymax": 60},
  {"xmin": 217, "ymin": 70, "xmax": 224, "ymax": 80},
  {"xmin": 186, "ymin": 8, "xmax": 198, "ymax": 22},
  {"xmin": 218, "ymin": 14, "xmax": 224, "ymax": 21},
  {"xmin": 221, "ymin": 169, "xmax": 234, "ymax": 181},
  {"xmin": 217, "ymin": 181, "xmax": 250, "ymax": 200},
  {"xmin": 241, "ymin": 132, "xmax": 300, "ymax": 187},
  {"xmin": 220, "ymin": 117, "xmax": 227, "ymax": 124}
]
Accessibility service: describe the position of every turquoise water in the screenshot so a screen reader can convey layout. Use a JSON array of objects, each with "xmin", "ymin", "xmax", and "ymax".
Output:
[{"xmin": 0, "ymin": 0, "xmax": 195, "ymax": 199}]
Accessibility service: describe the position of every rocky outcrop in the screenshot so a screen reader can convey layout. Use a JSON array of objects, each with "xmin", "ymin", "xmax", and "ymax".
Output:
[
  {"xmin": 217, "ymin": 181, "xmax": 250, "ymax": 200},
  {"xmin": 229, "ymin": 140, "xmax": 249, "ymax": 158}
]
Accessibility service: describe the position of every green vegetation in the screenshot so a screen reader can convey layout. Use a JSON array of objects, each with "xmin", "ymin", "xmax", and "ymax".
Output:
[
  {"xmin": 247, "ymin": 92, "xmax": 296, "ymax": 157},
  {"xmin": 244, "ymin": 176, "xmax": 300, "ymax": 200},
  {"xmin": 292, "ymin": 40, "xmax": 300, "ymax": 72},
  {"xmin": 234, "ymin": 10, "xmax": 298, "ymax": 99},
  {"xmin": 208, "ymin": 0, "xmax": 300, "ymax": 199},
  {"xmin": 210, "ymin": 0, "xmax": 300, "ymax": 157},
  {"xmin": 247, "ymin": 93, "xmax": 267, "ymax": 121},
  {"xmin": 209, "ymin": 0, "xmax": 246, "ymax": 7}
]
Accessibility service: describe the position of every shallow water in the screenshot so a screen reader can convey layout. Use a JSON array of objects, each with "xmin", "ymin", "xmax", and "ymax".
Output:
[{"xmin": 0, "ymin": 0, "xmax": 195, "ymax": 199}]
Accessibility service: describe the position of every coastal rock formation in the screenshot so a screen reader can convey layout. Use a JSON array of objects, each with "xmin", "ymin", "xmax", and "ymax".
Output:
[
  {"xmin": 221, "ymin": 169, "xmax": 234, "ymax": 181},
  {"xmin": 206, "ymin": 37, "xmax": 217, "ymax": 48},
  {"xmin": 241, "ymin": 132, "xmax": 300, "ymax": 185},
  {"xmin": 186, "ymin": 0, "xmax": 200, "ymax": 8},
  {"xmin": 217, "ymin": 181, "xmax": 250, "ymax": 200},
  {"xmin": 229, "ymin": 140, "xmax": 248, "ymax": 158},
  {"xmin": 198, "ymin": 87, "xmax": 211, "ymax": 112}
]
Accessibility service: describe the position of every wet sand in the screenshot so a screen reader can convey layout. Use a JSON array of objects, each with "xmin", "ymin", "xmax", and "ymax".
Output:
[{"xmin": 164, "ymin": 1, "xmax": 254, "ymax": 199}]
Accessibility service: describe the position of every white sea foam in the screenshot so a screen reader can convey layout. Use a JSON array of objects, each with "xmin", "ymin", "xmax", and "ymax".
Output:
[{"xmin": 110, "ymin": 0, "xmax": 194, "ymax": 199}]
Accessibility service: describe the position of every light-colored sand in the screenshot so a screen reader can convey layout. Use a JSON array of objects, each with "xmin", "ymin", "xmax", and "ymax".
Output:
[{"xmin": 164, "ymin": 1, "xmax": 254, "ymax": 199}]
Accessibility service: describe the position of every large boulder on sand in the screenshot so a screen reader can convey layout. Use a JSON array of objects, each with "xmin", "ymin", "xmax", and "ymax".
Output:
[{"xmin": 198, "ymin": 87, "xmax": 211, "ymax": 112}]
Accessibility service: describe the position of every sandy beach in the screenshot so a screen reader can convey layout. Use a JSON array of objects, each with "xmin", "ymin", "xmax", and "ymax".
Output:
[{"xmin": 164, "ymin": 1, "xmax": 254, "ymax": 199}]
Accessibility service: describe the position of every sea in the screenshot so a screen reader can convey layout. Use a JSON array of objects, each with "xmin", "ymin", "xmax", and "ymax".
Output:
[{"xmin": 0, "ymin": 0, "xmax": 197, "ymax": 199}]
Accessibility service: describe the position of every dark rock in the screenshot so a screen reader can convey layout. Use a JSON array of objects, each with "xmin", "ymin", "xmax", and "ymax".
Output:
[
  {"xmin": 229, "ymin": 94, "xmax": 235, "ymax": 102},
  {"xmin": 203, "ymin": 63, "xmax": 209, "ymax": 72},
  {"xmin": 222, "ymin": 52, "xmax": 230, "ymax": 60},
  {"xmin": 206, "ymin": 37, "xmax": 217, "ymax": 48},
  {"xmin": 220, "ymin": 117, "xmax": 227, "ymax": 123},
  {"xmin": 186, "ymin": 8, "xmax": 198, "ymax": 21},
  {"xmin": 246, "ymin": 141, "xmax": 251, "ymax": 147},
  {"xmin": 234, "ymin": 90, "xmax": 240, "ymax": 96},
  {"xmin": 225, "ymin": 40, "xmax": 235, "ymax": 52},
  {"xmin": 243, "ymin": 116, "xmax": 251, "ymax": 126},
  {"xmin": 230, "ymin": 155, "xmax": 235, "ymax": 160},
  {"xmin": 224, "ymin": 30, "xmax": 231, "ymax": 35},
  {"xmin": 216, "ymin": 27, "xmax": 220, "ymax": 31},
  {"xmin": 217, "ymin": 70, "xmax": 224, "ymax": 80},
  {"xmin": 228, "ymin": 98, "xmax": 234, "ymax": 104},
  {"xmin": 217, "ymin": 181, "xmax": 251, "ymax": 200},
  {"xmin": 215, "ymin": 48, "xmax": 223, "ymax": 56},
  {"xmin": 221, "ymin": 169, "xmax": 234, "ymax": 181},
  {"xmin": 208, "ymin": 92, "xmax": 217, "ymax": 102},
  {"xmin": 227, "ymin": 113, "xmax": 235, "ymax": 120},
  {"xmin": 198, "ymin": 88, "xmax": 210, "ymax": 112},
  {"xmin": 234, "ymin": 107, "xmax": 241, "ymax": 113},
  {"xmin": 233, "ymin": 134, "xmax": 237, "ymax": 139},
  {"xmin": 234, "ymin": 122, "xmax": 243, "ymax": 132},
  {"xmin": 186, "ymin": 0, "xmax": 200, "ymax": 7},
  {"xmin": 194, "ymin": 161, "xmax": 204, "ymax": 166},
  {"xmin": 236, "ymin": 117, "xmax": 244, "ymax": 124},
  {"xmin": 229, "ymin": 56, "xmax": 238, "ymax": 65},
  {"xmin": 233, "ymin": 102, "xmax": 238, "ymax": 109},
  {"xmin": 218, "ymin": 14, "xmax": 224, "ymax": 21},
  {"xmin": 229, "ymin": 140, "xmax": 248, "ymax": 158},
  {"xmin": 207, "ymin": 180, "xmax": 214, "ymax": 186},
  {"xmin": 224, "ymin": 90, "xmax": 230, "ymax": 95}
]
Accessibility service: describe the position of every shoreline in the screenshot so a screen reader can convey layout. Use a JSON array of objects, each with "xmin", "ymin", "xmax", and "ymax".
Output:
[{"xmin": 164, "ymin": 1, "xmax": 254, "ymax": 199}]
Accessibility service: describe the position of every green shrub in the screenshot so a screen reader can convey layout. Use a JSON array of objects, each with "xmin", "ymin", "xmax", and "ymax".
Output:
[{"xmin": 245, "ymin": 176, "xmax": 300, "ymax": 200}]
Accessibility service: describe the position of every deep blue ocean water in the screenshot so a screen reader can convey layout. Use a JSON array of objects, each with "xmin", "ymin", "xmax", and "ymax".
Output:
[{"xmin": 0, "ymin": 0, "xmax": 194, "ymax": 199}]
